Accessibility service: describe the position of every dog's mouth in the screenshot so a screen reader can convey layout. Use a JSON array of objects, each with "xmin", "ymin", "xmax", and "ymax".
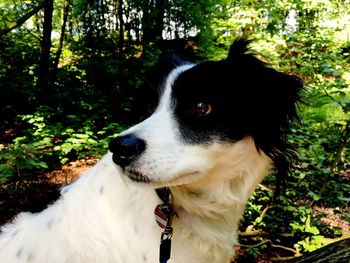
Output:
[
  {"xmin": 124, "ymin": 169, "xmax": 153, "ymax": 183},
  {"xmin": 124, "ymin": 167, "xmax": 202, "ymax": 187}
]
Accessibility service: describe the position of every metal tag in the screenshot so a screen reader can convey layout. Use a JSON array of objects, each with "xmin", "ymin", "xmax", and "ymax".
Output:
[{"xmin": 155, "ymin": 204, "xmax": 168, "ymax": 229}]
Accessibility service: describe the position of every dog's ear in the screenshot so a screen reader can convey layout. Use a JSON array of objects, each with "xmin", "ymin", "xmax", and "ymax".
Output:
[
  {"xmin": 259, "ymin": 70, "xmax": 302, "ymax": 189},
  {"xmin": 226, "ymin": 38, "xmax": 252, "ymax": 62},
  {"xmin": 225, "ymin": 38, "xmax": 303, "ymax": 158},
  {"xmin": 273, "ymin": 72, "xmax": 302, "ymax": 122},
  {"xmin": 251, "ymin": 67, "xmax": 302, "ymax": 178},
  {"xmin": 261, "ymin": 69, "xmax": 302, "ymax": 127},
  {"xmin": 225, "ymin": 38, "xmax": 302, "ymax": 128}
]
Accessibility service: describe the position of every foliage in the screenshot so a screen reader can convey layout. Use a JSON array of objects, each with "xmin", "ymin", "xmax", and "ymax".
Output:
[
  {"xmin": 0, "ymin": 142, "xmax": 47, "ymax": 184},
  {"xmin": 210, "ymin": 0, "xmax": 350, "ymax": 259},
  {"xmin": 0, "ymin": 107, "xmax": 125, "ymax": 184},
  {"xmin": 0, "ymin": 0, "xmax": 350, "ymax": 260}
]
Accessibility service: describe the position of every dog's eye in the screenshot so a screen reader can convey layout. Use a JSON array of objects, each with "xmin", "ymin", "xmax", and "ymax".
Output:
[{"xmin": 192, "ymin": 103, "xmax": 212, "ymax": 116}]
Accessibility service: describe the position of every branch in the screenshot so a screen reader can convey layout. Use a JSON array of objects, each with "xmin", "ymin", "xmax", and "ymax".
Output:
[
  {"xmin": 321, "ymin": 85, "xmax": 347, "ymax": 112},
  {"xmin": 239, "ymin": 239, "xmax": 298, "ymax": 254},
  {"xmin": 0, "ymin": 1, "xmax": 45, "ymax": 37},
  {"xmin": 239, "ymin": 225, "xmax": 266, "ymax": 237}
]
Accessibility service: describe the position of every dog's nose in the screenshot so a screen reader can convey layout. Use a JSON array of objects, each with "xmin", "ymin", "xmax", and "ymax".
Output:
[{"xmin": 109, "ymin": 134, "xmax": 146, "ymax": 168}]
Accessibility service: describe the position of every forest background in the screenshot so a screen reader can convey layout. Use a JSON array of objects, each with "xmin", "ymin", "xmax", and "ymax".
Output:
[{"xmin": 0, "ymin": 0, "xmax": 350, "ymax": 261}]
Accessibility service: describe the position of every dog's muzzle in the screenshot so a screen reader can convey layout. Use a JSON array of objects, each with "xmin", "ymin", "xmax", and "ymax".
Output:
[{"xmin": 109, "ymin": 134, "xmax": 146, "ymax": 168}]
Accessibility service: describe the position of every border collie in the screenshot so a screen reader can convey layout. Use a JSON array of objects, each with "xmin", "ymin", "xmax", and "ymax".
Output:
[{"xmin": 0, "ymin": 39, "xmax": 301, "ymax": 263}]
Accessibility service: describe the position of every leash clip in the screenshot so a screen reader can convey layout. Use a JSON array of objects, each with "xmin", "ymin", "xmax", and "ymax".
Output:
[
  {"xmin": 161, "ymin": 225, "xmax": 173, "ymax": 240},
  {"xmin": 155, "ymin": 188, "xmax": 175, "ymax": 263}
]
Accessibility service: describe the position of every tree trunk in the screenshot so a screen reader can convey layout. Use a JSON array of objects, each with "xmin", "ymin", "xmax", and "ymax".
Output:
[
  {"xmin": 287, "ymin": 238, "xmax": 350, "ymax": 263},
  {"xmin": 0, "ymin": 2, "xmax": 45, "ymax": 37},
  {"xmin": 123, "ymin": 5, "xmax": 133, "ymax": 43},
  {"xmin": 142, "ymin": 0, "xmax": 165, "ymax": 45},
  {"xmin": 117, "ymin": 0, "xmax": 124, "ymax": 54},
  {"xmin": 154, "ymin": 0, "xmax": 165, "ymax": 40},
  {"xmin": 0, "ymin": 1, "xmax": 45, "ymax": 37},
  {"xmin": 330, "ymin": 121, "xmax": 350, "ymax": 171},
  {"xmin": 141, "ymin": 0, "xmax": 151, "ymax": 44},
  {"xmin": 53, "ymin": 0, "xmax": 71, "ymax": 70},
  {"xmin": 37, "ymin": 0, "xmax": 54, "ymax": 105}
]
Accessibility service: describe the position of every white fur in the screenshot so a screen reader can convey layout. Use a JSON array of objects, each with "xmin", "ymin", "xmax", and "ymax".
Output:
[
  {"xmin": 120, "ymin": 64, "xmax": 198, "ymax": 184},
  {"xmin": 0, "ymin": 66, "xmax": 273, "ymax": 263}
]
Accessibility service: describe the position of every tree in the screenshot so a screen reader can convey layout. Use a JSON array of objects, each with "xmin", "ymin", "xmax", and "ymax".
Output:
[
  {"xmin": 0, "ymin": 1, "xmax": 45, "ymax": 37},
  {"xmin": 116, "ymin": 0, "xmax": 124, "ymax": 54},
  {"xmin": 53, "ymin": 0, "xmax": 72, "ymax": 71},
  {"xmin": 37, "ymin": 0, "xmax": 54, "ymax": 105},
  {"xmin": 141, "ymin": 0, "xmax": 166, "ymax": 44}
]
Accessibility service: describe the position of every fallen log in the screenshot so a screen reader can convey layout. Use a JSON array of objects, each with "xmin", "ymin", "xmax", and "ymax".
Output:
[{"xmin": 287, "ymin": 238, "xmax": 350, "ymax": 263}]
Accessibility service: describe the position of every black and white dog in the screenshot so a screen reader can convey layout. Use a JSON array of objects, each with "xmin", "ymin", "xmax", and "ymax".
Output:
[{"xmin": 0, "ymin": 39, "xmax": 301, "ymax": 263}]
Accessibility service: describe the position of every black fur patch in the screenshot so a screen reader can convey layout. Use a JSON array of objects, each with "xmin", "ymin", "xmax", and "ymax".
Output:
[
  {"xmin": 133, "ymin": 55, "xmax": 189, "ymax": 120},
  {"xmin": 172, "ymin": 38, "xmax": 302, "ymax": 162},
  {"xmin": 136, "ymin": 38, "xmax": 302, "ymax": 176}
]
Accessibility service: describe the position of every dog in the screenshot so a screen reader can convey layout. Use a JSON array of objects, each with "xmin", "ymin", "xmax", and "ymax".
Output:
[{"xmin": 0, "ymin": 39, "xmax": 301, "ymax": 263}]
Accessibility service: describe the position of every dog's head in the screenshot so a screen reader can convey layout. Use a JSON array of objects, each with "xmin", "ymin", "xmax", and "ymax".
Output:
[{"xmin": 109, "ymin": 39, "xmax": 302, "ymax": 188}]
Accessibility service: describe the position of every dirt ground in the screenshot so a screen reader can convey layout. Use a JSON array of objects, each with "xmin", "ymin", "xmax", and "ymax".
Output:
[{"xmin": 0, "ymin": 158, "xmax": 98, "ymax": 226}]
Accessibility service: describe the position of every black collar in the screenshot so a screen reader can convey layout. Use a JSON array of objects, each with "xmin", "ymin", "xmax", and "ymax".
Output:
[
  {"xmin": 155, "ymin": 187, "xmax": 171, "ymax": 203},
  {"xmin": 155, "ymin": 187, "xmax": 174, "ymax": 263}
]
